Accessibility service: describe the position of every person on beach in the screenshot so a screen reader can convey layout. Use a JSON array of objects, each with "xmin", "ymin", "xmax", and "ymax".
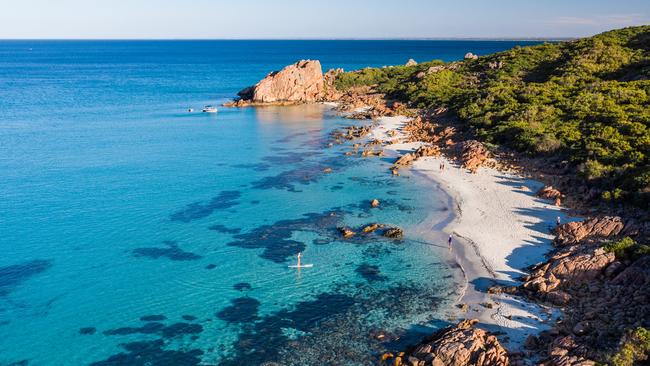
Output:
[{"xmin": 448, "ymin": 235, "xmax": 453, "ymax": 250}]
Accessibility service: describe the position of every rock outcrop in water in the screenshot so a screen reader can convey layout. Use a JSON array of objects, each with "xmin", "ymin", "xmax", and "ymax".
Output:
[
  {"xmin": 391, "ymin": 319, "xmax": 509, "ymax": 366},
  {"xmin": 227, "ymin": 60, "xmax": 325, "ymax": 106}
]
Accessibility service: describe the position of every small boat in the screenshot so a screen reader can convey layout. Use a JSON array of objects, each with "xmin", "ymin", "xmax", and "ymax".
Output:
[
  {"xmin": 188, "ymin": 108, "xmax": 194, "ymax": 113},
  {"xmin": 202, "ymin": 105, "xmax": 218, "ymax": 113}
]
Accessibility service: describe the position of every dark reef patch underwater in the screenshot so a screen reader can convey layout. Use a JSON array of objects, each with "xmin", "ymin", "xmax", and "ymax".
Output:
[
  {"xmin": 89, "ymin": 339, "xmax": 204, "ymax": 366},
  {"xmin": 216, "ymin": 297, "xmax": 261, "ymax": 324},
  {"xmin": 208, "ymin": 224, "xmax": 242, "ymax": 235},
  {"xmin": 92, "ymin": 316, "xmax": 205, "ymax": 365},
  {"xmin": 355, "ymin": 263, "xmax": 387, "ymax": 282},
  {"xmin": 216, "ymin": 283, "xmax": 453, "ymax": 366},
  {"xmin": 225, "ymin": 210, "xmax": 344, "ymax": 263},
  {"xmin": 132, "ymin": 241, "xmax": 202, "ymax": 261},
  {"xmin": 250, "ymin": 155, "xmax": 352, "ymax": 192},
  {"xmin": 170, "ymin": 190, "xmax": 242, "ymax": 223},
  {"xmin": 0, "ymin": 260, "xmax": 52, "ymax": 297}
]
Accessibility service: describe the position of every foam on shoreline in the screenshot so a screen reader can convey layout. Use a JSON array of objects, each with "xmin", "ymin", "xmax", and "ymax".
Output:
[{"xmin": 372, "ymin": 116, "xmax": 567, "ymax": 351}]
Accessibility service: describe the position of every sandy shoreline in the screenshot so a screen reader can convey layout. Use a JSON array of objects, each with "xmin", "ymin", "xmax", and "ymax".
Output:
[{"xmin": 371, "ymin": 116, "xmax": 568, "ymax": 351}]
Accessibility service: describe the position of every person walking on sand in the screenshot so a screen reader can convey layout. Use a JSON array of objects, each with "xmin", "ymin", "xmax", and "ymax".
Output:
[{"xmin": 448, "ymin": 235, "xmax": 453, "ymax": 250}]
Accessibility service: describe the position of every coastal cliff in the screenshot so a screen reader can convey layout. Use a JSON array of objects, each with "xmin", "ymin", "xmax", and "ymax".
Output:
[{"xmin": 226, "ymin": 25, "xmax": 650, "ymax": 365}]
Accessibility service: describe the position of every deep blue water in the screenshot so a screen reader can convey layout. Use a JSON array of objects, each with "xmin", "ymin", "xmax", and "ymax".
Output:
[{"xmin": 0, "ymin": 40, "xmax": 541, "ymax": 365}]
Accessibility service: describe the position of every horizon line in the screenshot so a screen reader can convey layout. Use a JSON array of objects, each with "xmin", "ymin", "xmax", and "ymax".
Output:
[{"xmin": 0, "ymin": 37, "xmax": 575, "ymax": 42}]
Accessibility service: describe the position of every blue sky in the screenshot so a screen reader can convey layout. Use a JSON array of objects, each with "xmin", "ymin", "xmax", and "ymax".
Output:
[{"xmin": 0, "ymin": 0, "xmax": 648, "ymax": 39}]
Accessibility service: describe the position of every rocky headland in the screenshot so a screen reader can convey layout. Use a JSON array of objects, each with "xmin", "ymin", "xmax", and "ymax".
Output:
[{"xmin": 224, "ymin": 60, "xmax": 337, "ymax": 107}]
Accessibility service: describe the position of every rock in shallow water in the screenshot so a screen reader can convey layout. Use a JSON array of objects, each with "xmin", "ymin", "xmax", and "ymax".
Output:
[
  {"xmin": 338, "ymin": 226, "xmax": 356, "ymax": 238},
  {"xmin": 401, "ymin": 319, "xmax": 509, "ymax": 366},
  {"xmin": 382, "ymin": 227, "xmax": 404, "ymax": 239}
]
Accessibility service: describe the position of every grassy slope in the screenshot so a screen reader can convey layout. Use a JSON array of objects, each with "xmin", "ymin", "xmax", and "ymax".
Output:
[{"xmin": 335, "ymin": 26, "xmax": 650, "ymax": 208}]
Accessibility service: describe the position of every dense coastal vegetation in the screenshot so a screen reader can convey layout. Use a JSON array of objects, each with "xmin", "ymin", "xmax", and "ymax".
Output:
[
  {"xmin": 330, "ymin": 26, "xmax": 650, "ymax": 365},
  {"xmin": 335, "ymin": 26, "xmax": 650, "ymax": 209}
]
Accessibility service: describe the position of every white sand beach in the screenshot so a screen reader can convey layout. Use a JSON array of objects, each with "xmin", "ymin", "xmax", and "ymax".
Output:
[{"xmin": 372, "ymin": 116, "xmax": 570, "ymax": 350}]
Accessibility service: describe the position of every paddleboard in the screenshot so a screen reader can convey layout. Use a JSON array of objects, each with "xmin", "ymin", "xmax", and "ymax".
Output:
[{"xmin": 288, "ymin": 264, "xmax": 314, "ymax": 268}]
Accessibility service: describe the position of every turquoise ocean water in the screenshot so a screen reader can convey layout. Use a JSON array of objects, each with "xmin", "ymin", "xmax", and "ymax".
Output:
[{"xmin": 0, "ymin": 40, "xmax": 541, "ymax": 365}]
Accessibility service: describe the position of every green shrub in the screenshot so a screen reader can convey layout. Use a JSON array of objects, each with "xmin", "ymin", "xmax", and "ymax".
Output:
[
  {"xmin": 602, "ymin": 188, "xmax": 625, "ymax": 201},
  {"xmin": 603, "ymin": 237, "xmax": 636, "ymax": 258},
  {"xmin": 603, "ymin": 237, "xmax": 650, "ymax": 261},
  {"xmin": 611, "ymin": 327, "xmax": 650, "ymax": 366}
]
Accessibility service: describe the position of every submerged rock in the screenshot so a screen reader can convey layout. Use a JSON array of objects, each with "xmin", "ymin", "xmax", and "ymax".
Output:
[{"xmin": 338, "ymin": 227, "xmax": 356, "ymax": 238}]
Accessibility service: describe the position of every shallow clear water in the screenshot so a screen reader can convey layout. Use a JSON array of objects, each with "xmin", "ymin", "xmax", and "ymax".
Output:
[{"xmin": 0, "ymin": 40, "xmax": 541, "ymax": 365}]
